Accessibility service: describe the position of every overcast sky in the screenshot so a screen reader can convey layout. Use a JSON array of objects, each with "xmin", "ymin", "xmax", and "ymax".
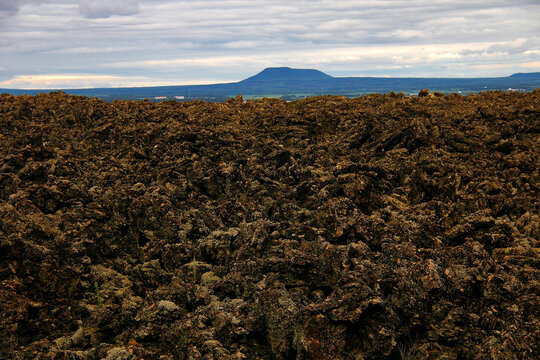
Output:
[{"xmin": 1, "ymin": 0, "xmax": 539, "ymax": 89}]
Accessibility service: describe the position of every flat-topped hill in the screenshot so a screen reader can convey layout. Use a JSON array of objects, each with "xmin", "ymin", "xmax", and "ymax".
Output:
[{"xmin": 240, "ymin": 67, "xmax": 334, "ymax": 82}]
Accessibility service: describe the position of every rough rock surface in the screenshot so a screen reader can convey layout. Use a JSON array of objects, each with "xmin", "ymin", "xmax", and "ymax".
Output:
[{"xmin": 0, "ymin": 91, "xmax": 539, "ymax": 359}]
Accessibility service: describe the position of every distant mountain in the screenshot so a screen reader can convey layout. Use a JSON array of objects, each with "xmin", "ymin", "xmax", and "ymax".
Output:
[
  {"xmin": 240, "ymin": 67, "xmax": 333, "ymax": 82},
  {"xmin": 2, "ymin": 68, "xmax": 539, "ymax": 101}
]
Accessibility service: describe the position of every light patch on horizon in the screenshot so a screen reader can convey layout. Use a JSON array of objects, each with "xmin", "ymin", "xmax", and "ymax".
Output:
[
  {"xmin": 0, "ymin": 74, "xmax": 230, "ymax": 89},
  {"xmin": 1, "ymin": 0, "xmax": 539, "ymax": 88},
  {"xmin": 521, "ymin": 61, "xmax": 540, "ymax": 68}
]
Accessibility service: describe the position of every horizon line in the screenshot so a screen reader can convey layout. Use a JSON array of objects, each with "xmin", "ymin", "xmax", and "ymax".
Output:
[{"xmin": 1, "ymin": 67, "xmax": 538, "ymax": 91}]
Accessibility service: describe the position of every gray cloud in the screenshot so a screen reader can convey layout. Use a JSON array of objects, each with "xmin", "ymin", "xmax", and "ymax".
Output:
[
  {"xmin": 0, "ymin": 0, "xmax": 20, "ymax": 13},
  {"xmin": 0, "ymin": 1, "xmax": 72, "ymax": 15},
  {"xmin": 0, "ymin": 0, "xmax": 143, "ymax": 19},
  {"xmin": 460, "ymin": 39, "xmax": 540, "ymax": 56}
]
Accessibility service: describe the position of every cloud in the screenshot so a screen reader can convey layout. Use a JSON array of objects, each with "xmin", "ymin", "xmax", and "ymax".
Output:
[
  {"xmin": 0, "ymin": 0, "xmax": 20, "ymax": 13},
  {"xmin": 107, "ymin": 56, "xmax": 262, "ymax": 69},
  {"xmin": 104, "ymin": 42, "xmax": 491, "ymax": 73},
  {"xmin": 486, "ymin": 39, "xmax": 529, "ymax": 54},
  {"xmin": 45, "ymin": 46, "xmax": 141, "ymax": 54},
  {"xmin": 78, "ymin": 0, "xmax": 140, "ymax": 19},
  {"xmin": 0, "ymin": 0, "xmax": 73, "ymax": 16},
  {"xmin": 1, "ymin": 0, "xmax": 539, "ymax": 87},
  {"xmin": 220, "ymin": 40, "xmax": 278, "ymax": 49},
  {"xmin": 460, "ymin": 38, "xmax": 535, "ymax": 56}
]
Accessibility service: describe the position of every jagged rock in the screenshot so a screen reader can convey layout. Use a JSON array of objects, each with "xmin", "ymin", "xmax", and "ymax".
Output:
[
  {"xmin": 418, "ymin": 88, "xmax": 430, "ymax": 97},
  {"xmin": 157, "ymin": 300, "xmax": 180, "ymax": 312},
  {"xmin": 106, "ymin": 347, "xmax": 134, "ymax": 360}
]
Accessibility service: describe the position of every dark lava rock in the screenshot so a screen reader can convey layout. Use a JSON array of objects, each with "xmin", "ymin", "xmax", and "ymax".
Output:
[
  {"xmin": 418, "ymin": 89, "xmax": 430, "ymax": 97},
  {"xmin": 0, "ymin": 90, "xmax": 539, "ymax": 359}
]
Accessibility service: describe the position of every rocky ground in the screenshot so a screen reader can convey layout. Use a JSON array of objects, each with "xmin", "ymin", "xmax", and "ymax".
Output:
[{"xmin": 0, "ymin": 91, "xmax": 538, "ymax": 359}]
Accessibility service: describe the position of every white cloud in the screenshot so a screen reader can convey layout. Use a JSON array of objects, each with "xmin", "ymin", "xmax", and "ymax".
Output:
[
  {"xmin": 78, "ymin": 0, "xmax": 140, "ymax": 19},
  {"xmin": 317, "ymin": 19, "xmax": 362, "ymax": 32},
  {"xmin": 107, "ymin": 56, "xmax": 264, "ymax": 69},
  {"xmin": 45, "ymin": 46, "xmax": 141, "ymax": 54},
  {"xmin": 220, "ymin": 40, "xmax": 280, "ymax": 49},
  {"xmin": 392, "ymin": 30, "xmax": 425, "ymax": 40}
]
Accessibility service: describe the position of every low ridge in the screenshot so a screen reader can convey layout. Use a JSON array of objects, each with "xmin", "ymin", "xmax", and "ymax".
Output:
[{"xmin": 508, "ymin": 72, "xmax": 540, "ymax": 79}]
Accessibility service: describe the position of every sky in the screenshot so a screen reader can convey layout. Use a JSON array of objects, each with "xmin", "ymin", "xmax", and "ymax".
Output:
[{"xmin": 1, "ymin": 0, "xmax": 539, "ymax": 89}]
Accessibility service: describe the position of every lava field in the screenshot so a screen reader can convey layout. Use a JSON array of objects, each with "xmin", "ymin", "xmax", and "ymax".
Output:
[{"xmin": 0, "ymin": 91, "xmax": 538, "ymax": 359}]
